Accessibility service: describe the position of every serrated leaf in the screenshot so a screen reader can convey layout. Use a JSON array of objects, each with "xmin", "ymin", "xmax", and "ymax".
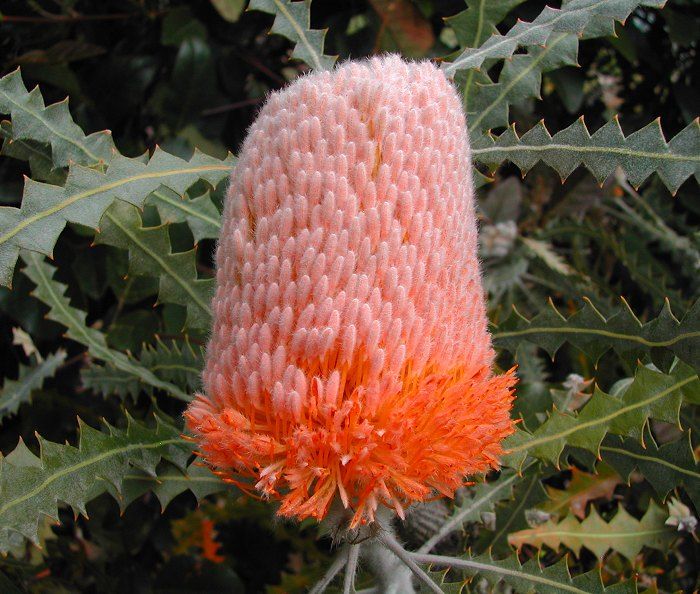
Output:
[
  {"xmin": 493, "ymin": 297, "xmax": 700, "ymax": 373},
  {"xmin": 504, "ymin": 362, "xmax": 699, "ymax": 469},
  {"xmin": 0, "ymin": 350, "xmax": 66, "ymax": 422},
  {"xmin": 601, "ymin": 431, "xmax": 700, "ymax": 509},
  {"xmin": 21, "ymin": 252, "xmax": 191, "ymax": 401},
  {"xmin": 0, "ymin": 120, "xmax": 64, "ymax": 184},
  {"xmin": 541, "ymin": 463, "xmax": 621, "ymax": 519},
  {"xmin": 83, "ymin": 338, "xmax": 204, "ymax": 400},
  {"xmin": 0, "ymin": 414, "xmax": 191, "ymax": 552},
  {"xmin": 508, "ymin": 501, "xmax": 674, "ymax": 559},
  {"xmin": 147, "ymin": 188, "xmax": 221, "ymax": 242},
  {"xmin": 116, "ymin": 461, "xmax": 229, "ymax": 511},
  {"xmin": 248, "ymin": 0, "xmax": 337, "ymax": 71},
  {"xmin": 0, "ymin": 147, "xmax": 234, "ymax": 287},
  {"xmin": 472, "ymin": 118, "xmax": 700, "ymax": 194},
  {"xmin": 0, "ymin": 69, "xmax": 116, "ymax": 168},
  {"xmin": 445, "ymin": 0, "xmax": 665, "ymax": 76},
  {"xmin": 417, "ymin": 466, "xmax": 531, "ymax": 554},
  {"xmin": 468, "ymin": 32, "xmax": 579, "ymax": 132},
  {"xmin": 412, "ymin": 552, "xmax": 632, "ymax": 594},
  {"xmin": 95, "ymin": 201, "xmax": 214, "ymax": 330}
]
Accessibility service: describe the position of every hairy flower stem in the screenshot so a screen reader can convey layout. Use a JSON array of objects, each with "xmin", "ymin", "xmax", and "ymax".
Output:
[
  {"xmin": 378, "ymin": 531, "xmax": 442, "ymax": 594},
  {"xmin": 343, "ymin": 545, "xmax": 360, "ymax": 594},
  {"xmin": 308, "ymin": 548, "xmax": 348, "ymax": 594}
]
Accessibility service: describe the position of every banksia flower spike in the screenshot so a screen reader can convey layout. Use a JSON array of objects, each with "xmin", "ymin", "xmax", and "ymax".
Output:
[{"xmin": 186, "ymin": 55, "xmax": 516, "ymax": 527}]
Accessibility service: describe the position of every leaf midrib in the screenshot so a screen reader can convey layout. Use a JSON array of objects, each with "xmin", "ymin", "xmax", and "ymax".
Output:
[
  {"xmin": 0, "ymin": 437, "xmax": 185, "ymax": 516},
  {"xmin": 493, "ymin": 325, "xmax": 700, "ymax": 348},
  {"xmin": 104, "ymin": 210, "xmax": 210, "ymax": 316},
  {"xmin": 510, "ymin": 375, "xmax": 696, "ymax": 454},
  {"xmin": 0, "ymin": 164, "xmax": 230, "ymax": 246}
]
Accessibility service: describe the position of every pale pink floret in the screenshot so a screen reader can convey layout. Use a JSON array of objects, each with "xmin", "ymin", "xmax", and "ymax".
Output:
[{"xmin": 186, "ymin": 55, "xmax": 515, "ymax": 526}]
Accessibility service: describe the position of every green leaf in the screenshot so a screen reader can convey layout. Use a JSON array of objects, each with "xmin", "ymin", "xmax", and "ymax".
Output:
[
  {"xmin": 468, "ymin": 32, "xmax": 580, "ymax": 132},
  {"xmin": 504, "ymin": 362, "xmax": 699, "ymax": 469},
  {"xmin": 447, "ymin": 0, "xmax": 527, "ymax": 48},
  {"xmin": 447, "ymin": 0, "xmax": 527, "ymax": 109},
  {"xmin": 117, "ymin": 461, "xmax": 228, "ymax": 511},
  {"xmin": 508, "ymin": 501, "xmax": 674, "ymax": 560},
  {"xmin": 83, "ymin": 338, "xmax": 204, "ymax": 400},
  {"xmin": 412, "ymin": 553, "xmax": 633, "ymax": 594},
  {"xmin": 95, "ymin": 201, "xmax": 214, "ymax": 330},
  {"xmin": 146, "ymin": 188, "xmax": 221, "ymax": 242},
  {"xmin": 0, "ymin": 120, "xmax": 64, "ymax": 184},
  {"xmin": 417, "ymin": 466, "xmax": 532, "ymax": 553},
  {"xmin": 444, "ymin": 0, "xmax": 665, "ymax": 76},
  {"xmin": 0, "ymin": 147, "xmax": 234, "ymax": 287},
  {"xmin": 0, "ymin": 413, "xmax": 191, "ymax": 552},
  {"xmin": 493, "ymin": 298, "xmax": 700, "ymax": 373},
  {"xmin": 0, "ymin": 69, "xmax": 116, "ymax": 168},
  {"xmin": 471, "ymin": 118, "xmax": 700, "ymax": 194},
  {"xmin": 0, "ymin": 350, "xmax": 66, "ymax": 422},
  {"xmin": 248, "ymin": 0, "xmax": 337, "ymax": 71},
  {"xmin": 21, "ymin": 252, "xmax": 191, "ymax": 401},
  {"xmin": 601, "ymin": 431, "xmax": 700, "ymax": 509}
]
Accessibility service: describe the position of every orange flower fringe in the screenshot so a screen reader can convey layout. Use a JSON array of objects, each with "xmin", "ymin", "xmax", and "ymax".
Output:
[{"xmin": 186, "ymin": 56, "xmax": 516, "ymax": 527}]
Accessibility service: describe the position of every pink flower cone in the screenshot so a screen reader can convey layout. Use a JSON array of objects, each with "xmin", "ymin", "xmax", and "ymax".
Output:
[{"xmin": 186, "ymin": 55, "xmax": 515, "ymax": 526}]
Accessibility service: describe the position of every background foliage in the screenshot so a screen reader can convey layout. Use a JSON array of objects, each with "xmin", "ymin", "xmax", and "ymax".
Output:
[{"xmin": 0, "ymin": 0, "xmax": 698, "ymax": 592}]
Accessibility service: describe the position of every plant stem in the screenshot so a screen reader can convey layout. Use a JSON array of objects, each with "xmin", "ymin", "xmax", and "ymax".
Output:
[
  {"xmin": 308, "ymin": 548, "xmax": 348, "ymax": 594},
  {"xmin": 378, "ymin": 531, "xmax": 442, "ymax": 594},
  {"xmin": 343, "ymin": 545, "xmax": 360, "ymax": 594}
]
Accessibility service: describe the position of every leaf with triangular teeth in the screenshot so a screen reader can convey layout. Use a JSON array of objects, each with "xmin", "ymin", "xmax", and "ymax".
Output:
[
  {"xmin": 95, "ymin": 201, "xmax": 214, "ymax": 330},
  {"xmin": 0, "ymin": 350, "xmax": 66, "ymax": 422},
  {"xmin": 445, "ymin": 0, "xmax": 666, "ymax": 75},
  {"xmin": 21, "ymin": 252, "xmax": 191, "ymax": 401},
  {"xmin": 601, "ymin": 430, "xmax": 700, "ymax": 509},
  {"xmin": 508, "ymin": 501, "xmax": 674, "ymax": 559},
  {"xmin": 412, "ymin": 552, "xmax": 633, "ymax": 593},
  {"xmin": 503, "ymin": 362, "xmax": 697, "ymax": 469},
  {"xmin": 0, "ymin": 69, "xmax": 116, "ymax": 168},
  {"xmin": 0, "ymin": 413, "xmax": 191, "ymax": 552},
  {"xmin": 0, "ymin": 148, "xmax": 233, "ymax": 287},
  {"xmin": 493, "ymin": 297, "xmax": 700, "ymax": 373},
  {"xmin": 146, "ymin": 188, "xmax": 222, "ymax": 242},
  {"xmin": 248, "ymin": 0, "xmax": 337, "ymax": 71},
  {"xmin": 472, "ymin": 118, "xmax": 699, "ymax": 193}
]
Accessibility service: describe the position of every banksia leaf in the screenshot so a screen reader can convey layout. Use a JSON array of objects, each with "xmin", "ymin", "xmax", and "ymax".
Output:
[
  {"xmin": 508, "ymin": 501, "xmax": 675, "ymax": 560},
  {"xmin": 467, "ymin": 33, "xmax": 580, "ymax": 132},
  {"xmin": 21, "ymin": 252, "xmax": 190, "ymax": 401},
  {"xmin": 95, "ymin": 201, "xmax": 214, "ymax": 331},
  {"xmin": 445, "ymin": 0, "xmax": 666, "ymax": 76},
  {"xmin": 504, "ymin": 362, "xmax": 699, "ymax": 469},
  {"xmin": 82, "ymin": 338, "xmax": 204, "ymax": 400},
  {"xmin": 186, "ymin": 56, "xmax": 516, "ymax": 527},
  {"xmin": 493, "ymin": 297, "xmax": 700, "ymax": 373},
  {"xmin": 0, "ymin": 350, "xmax": 66, "ymax": 422},
  {"xmin": 411, "ymin": 553, "xmax": 634, "ymax": 594},
  {"xmin": 471, "ymin": 118, "xmax": 700, "ymax": 193},
  {"xmin": 601, "ymin": 431, "xmax": 700, "ymax": 509},
  {"xmin": 115, "ymin": 461, "xmax": 228, "ymax": 511},
  {"xmin": 0, "ymin": 69, "xmax": 116, "ymax": 168},
  {"xmin": 541, "ymin": 463, "xmax": 621, "ymax": 519},
  {"xmin": 0, "ymin": 414, "xmax": 191, "ymax": 552},
  {"xmin": 248, "ymin": 0, "xmax": 337, "ymax": 71},
  {"xmin": 147, "ymin": 188, "xmax": 222, "ymax": 242},
  {"xmin": 0, "ymin": 148, "xmax": 233, "ymax": 287},
  {"xmin": 418, "ymin": 467, "xmax": 530, "ymax": 553},
  {"xmin": 0, "ymin": 120, "xmax": 63, "ymax": 184}
]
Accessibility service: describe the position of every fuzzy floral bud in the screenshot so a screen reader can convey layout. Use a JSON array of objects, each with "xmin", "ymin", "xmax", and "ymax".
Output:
[{"xmin": 186, "ymin": 55, "xmax": 516, "ymax": 527}]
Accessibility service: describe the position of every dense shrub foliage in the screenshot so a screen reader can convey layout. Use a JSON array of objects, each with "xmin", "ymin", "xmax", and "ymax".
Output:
[{"xmin": 0, "ymin": 0, "xmax": 698, "ymax": 592}]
